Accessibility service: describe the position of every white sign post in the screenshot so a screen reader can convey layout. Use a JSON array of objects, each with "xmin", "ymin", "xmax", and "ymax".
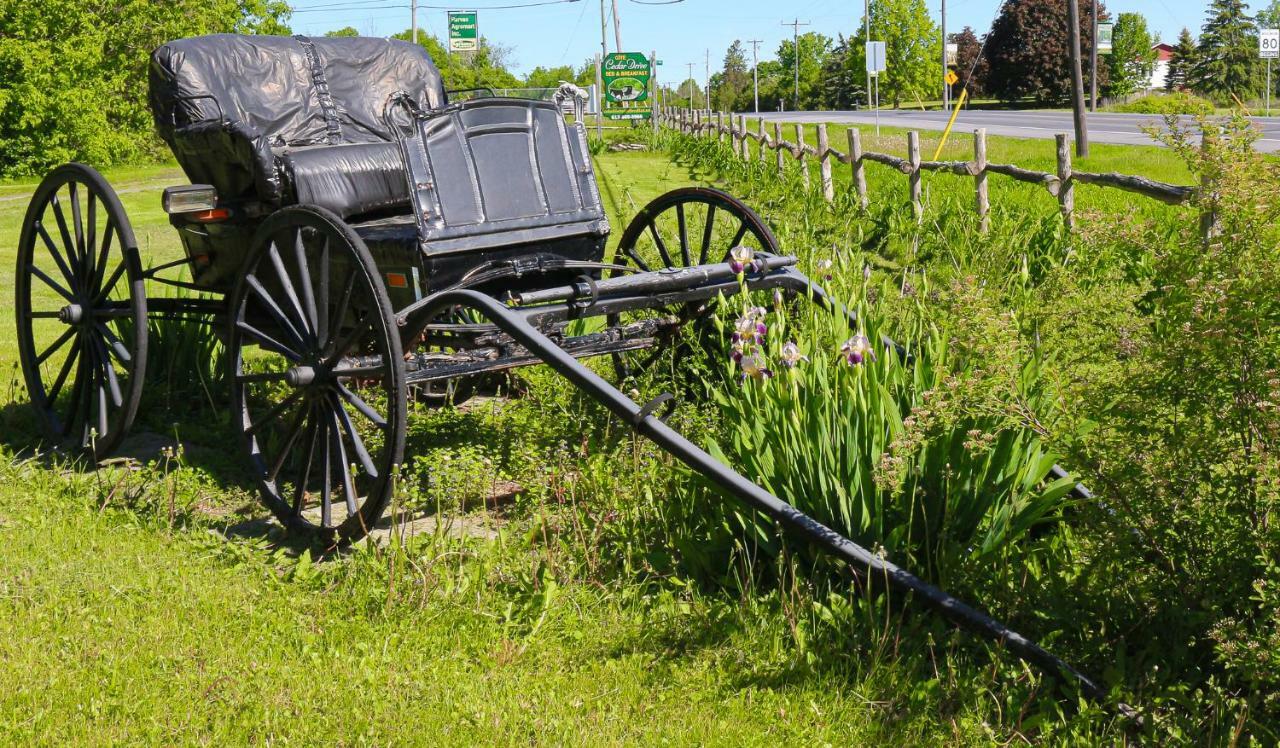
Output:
[
  {"xmin": 865, "ymin": 41, "xmax": 886, "ymax": 135},
  {"xmin": 1263, "ymin": 29, "xmax": 1279, "ymax": 116}
]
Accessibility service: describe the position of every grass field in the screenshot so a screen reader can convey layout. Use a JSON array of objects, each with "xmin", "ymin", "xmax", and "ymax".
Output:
[{"xmin": 0, "ymin": 126, "xmax": 1252, "ymax": 743}]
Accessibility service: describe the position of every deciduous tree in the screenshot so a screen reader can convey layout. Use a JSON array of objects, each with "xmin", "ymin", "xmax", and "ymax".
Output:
[
  {"xmin": 1107, "ymin": 12, "xmax": 1157, "ymax": 98},
  {"xmin": 984, "ymin": 0, "xmax": 1108, "ymax": 103},
  {"xmin": 950, "ymin": 26, "xmax": 988, "ymax": 98}
]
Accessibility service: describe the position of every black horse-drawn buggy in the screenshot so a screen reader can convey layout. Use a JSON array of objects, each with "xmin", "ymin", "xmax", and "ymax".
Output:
[{"xmin": 14, "ymin": 34, "xmax": 1102, "ymax": 697}]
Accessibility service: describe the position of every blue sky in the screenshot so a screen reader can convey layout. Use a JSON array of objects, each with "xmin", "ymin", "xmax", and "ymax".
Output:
[{"xmin": 288, "ymin": 0, "xmax": 1219, "ymax": 77}]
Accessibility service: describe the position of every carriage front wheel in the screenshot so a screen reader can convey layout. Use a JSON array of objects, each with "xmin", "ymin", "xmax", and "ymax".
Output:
[
  {"xmin": 15, "ymin": 163, "xmax": 147, "ymax": 458},
  {"xmin": 228, "ymin": 205, "xmax": 407, "ymax": 543}
]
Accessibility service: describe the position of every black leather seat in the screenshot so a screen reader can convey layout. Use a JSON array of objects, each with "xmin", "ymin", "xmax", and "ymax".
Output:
[{"xmin": 281, "ymin": 142, "xmax": 408, "ymax": 219}]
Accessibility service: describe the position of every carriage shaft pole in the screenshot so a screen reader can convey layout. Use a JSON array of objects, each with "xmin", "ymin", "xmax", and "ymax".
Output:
[{"xmin": 406, "ymin": 288, "xmax": 1104, "ymax": 702}]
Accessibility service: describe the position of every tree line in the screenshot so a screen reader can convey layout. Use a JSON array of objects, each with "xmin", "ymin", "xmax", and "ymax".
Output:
[
  {"xmin": 675, "ymin": 0, "xmax": 1280, "ymax": 112},
  {"xmin": 0, "ymin": 6, "xmax": 588, "ymax": 177}
]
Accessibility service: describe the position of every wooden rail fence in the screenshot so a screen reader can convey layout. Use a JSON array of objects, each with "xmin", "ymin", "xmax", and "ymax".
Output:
[{"xmin": 657, "ymin": 106, "xmax": 1199, "ymax": 233}]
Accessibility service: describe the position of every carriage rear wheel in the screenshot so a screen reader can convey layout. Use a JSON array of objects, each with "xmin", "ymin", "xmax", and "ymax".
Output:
[
  {"xmin": 608, "ymin": 187, "xmax": 780, "ymax": 382},
  {"xmin": 15, "ymin": 163, "xmax": 147, "ymax": 459},
  {"xmin": 229, "ymin": 205, "xmax": 407, "ymax": 543}
]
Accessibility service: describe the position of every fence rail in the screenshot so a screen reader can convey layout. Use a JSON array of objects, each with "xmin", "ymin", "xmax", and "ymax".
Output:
[{"xmin": 657, "ymin": 106, "xmax": 1200, "ymax": 233}]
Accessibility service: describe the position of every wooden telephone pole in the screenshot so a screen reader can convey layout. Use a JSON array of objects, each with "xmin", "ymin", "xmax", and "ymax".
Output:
[
  {"xmin": 781, "ymin": 18, "xmax": 810, "ymax": 110},
  {"xmin": 748, "ymin": 39, "xmax": 763, "ymax": 113},
  {"xmin": 1066, "ymin": 0, "xmax": 1090, "ymax": 156}
]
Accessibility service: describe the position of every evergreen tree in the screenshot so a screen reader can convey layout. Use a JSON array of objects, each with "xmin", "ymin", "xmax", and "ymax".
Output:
[
  {"xmin": 1107, "ymin": 12, "xmax": 1157, "ymax": 98},
  {"xmin": 1166, "ymin": 27, "xmax": 1197, "ymax": 91},
  {"xmin": 713, "ymin": 40, "xmax": 750, "ymax": 111},
  {"xmin": 1192, "ymin": 0, "xmax": 1262, "ymax": 100}
]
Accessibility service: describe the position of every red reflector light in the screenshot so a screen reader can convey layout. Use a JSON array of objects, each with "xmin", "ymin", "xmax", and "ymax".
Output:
[
  {"xmin": 191, "ymin": 208, "xmax": 230, "ymax": 222},
  {"xmin": 386, "ymin": 272, "xmax": 409, "ymax": 288}
]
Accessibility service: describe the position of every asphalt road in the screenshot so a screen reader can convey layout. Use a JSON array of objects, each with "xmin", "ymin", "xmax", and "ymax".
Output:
[{"xmin": 753, "ymin": 108, "xmax": 1280, "ymax": 153}]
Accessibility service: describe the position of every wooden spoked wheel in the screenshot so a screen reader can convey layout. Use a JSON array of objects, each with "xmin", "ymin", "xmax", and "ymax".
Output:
[
  {"xmin": 15, "ymin": 163, "xmax": 147, "ymax": 459},
  {"xmin": 608, "ymin": 187, "xmax": 780, "ymax": 382},
  {"xmin": 229, "ymin": 206, "xmax": 406, "ymax": 543}
]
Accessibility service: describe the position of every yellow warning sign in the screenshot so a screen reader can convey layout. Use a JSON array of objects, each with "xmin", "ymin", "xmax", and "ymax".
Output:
[{"xmin": 945, "ymin": 70, "xmax": 959, "ymax": 86}]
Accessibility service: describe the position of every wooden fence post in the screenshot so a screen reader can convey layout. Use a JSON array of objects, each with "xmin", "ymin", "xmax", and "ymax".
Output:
[
  {"xmin": 907, "ymin": 131, "xmax": 922, "ymax": 220},
  {"xmin": 738, "ymin": 115, "xmax": 749, "ymax": 160},
  {"xmin": 848, "ymin": 128, "xmax": 867, "ymax": 210},
  {"xmin": 816, "ymin": 124, "xmax": 834, "ymax": 202},
  {"xmin": 758, "ymin": 118, "xmax": 767, "ymax": 163},
  {"xmin": 1055, "ymin": 133, "xmax": 1074, "ymax": 231},
  {"xmin": 774, "ymin": 122, "xmax": 784, "ymax": 177},
  {"xmin": 795, "ymin": 124, "xmax": 810, "ymax": 190},
  {"xmin": 974, "ymin": 128, "xmax": 989, "ymax": 233},
  {"xmin": 717, "ymin": 112, "xmax": 725, "ymax": 143}
]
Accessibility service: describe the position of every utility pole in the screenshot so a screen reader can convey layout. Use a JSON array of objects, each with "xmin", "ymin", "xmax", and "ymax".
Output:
[
  {"xmin": 411, "ymin": 0, "xmax": 418, "ymax": 43},
  {"xmin": 748, "ymin": 39, "xmax": 763, "ymax": 113},
  {"xmin": 686, "ymin": 61, "xmax": 696, "ymax": 109},
  {"xmin": 864, "ymin": 0, "xmax": 872, "ymax": 112},
  {"xmin": 1067, "ymin": 0, "xmax": 1090, "ymax": 156},
  {"xmin": 611, "ymin": 0, "xmax": 623, "ymax": 52},
  {"xmin": 782, "ymin": 18, "xmax": 810, "ymax": 110},
  {"xmin": 941, "ymin": 0, "xmax": 948, "ymax": 112},
  {"xmin": 704, "ymin": 48, "xmax": 711, "ymax": 116},
  {"xmin": 599, "ymin": 0, "xmax": 607, "ymax": 59},
  {"xmin": 1089, "ymin": 0, "xmax": 1098, "ymax": 111}
]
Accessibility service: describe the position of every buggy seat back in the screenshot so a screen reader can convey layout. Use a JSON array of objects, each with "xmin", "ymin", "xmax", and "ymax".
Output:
[{"xmin": 149, "ymin": 34, "xmax": 447, "ymax": 216}]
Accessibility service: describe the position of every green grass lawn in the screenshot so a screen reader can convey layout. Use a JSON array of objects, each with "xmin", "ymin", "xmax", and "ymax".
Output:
[{"xmin": 0, "ymin": 140, "xmax": 1153, "ymax": 744}]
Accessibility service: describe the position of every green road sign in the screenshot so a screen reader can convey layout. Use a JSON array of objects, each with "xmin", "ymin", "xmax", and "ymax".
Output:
[
  {"xmin": 602, "ymin": 52, "xmax": 652, "ymax": 121},
  {"xmin": 448, "ymin": 11, "xmax": 478, "ymax": 52}
]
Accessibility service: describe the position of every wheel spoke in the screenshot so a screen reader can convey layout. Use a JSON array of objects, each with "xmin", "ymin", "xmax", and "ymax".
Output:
[
  {"xmin": 325, "ymin": 314, "xmax": 372, "ymax": 365},
  {"xmin": 235, "ymin": 319, "xmax": 303, "ymax": 362},
  {"xmin": 727, "ymin": 221, "xmax": 750, "ymax": 254},
  {"xmin": 246, "ymin": 274, "xmax": 308, "ymax": 352},
  {"xmin": 86, "ymin": 192, "xmax": 97, "ymax": 278},
  {"xmin": 337, "ymin": 383, "xmax": 388, "ymax": 428},
  {"xmin": 317, "ymin": 236, "xmax": 330, "ymax": 343},
  {"xmin": 319, "ymin": 415, "xmax": 333, "ymax": 527},
  {"xmin": 50, "ymin": 194, "xmax": 79, "ymax": 277},
  {"xmin": 94, "ymin": 262, "xmax": 127, "ymax": 305},
  {"xmin": 646, "ymin": 221, "xmax": 674, "ymax": 268},
  {"xmin": 325, "ymin": 270, "xmax": 359, "ymax": 357},
  {"xmin": 46, "ymin": 338, "xmax": 81, "ymax": 405},
  {"xmin": 699, "ymin": 203, "xmax": 716, "ymax": 264},
  {"xmin": 267, "ymin": 239, "xmax": 313, "ymax": 339},
  {"xmin": 292, "ymin": 229, "xmax": 319, "ymax": 335},
  {"xmin": 61, "ymin": 349, "xmax": 90, "ymax": 437},
  {"xmin": 92, "ymin": 219, "xmax": 116, "ymax": 293},
  {"xmin": 330, "ymin": 406, "xmax": 360, "ymax": 515},
  {"xmin": 94, "ymin": 322, "xmax": 132, "ymax": 366},
  {"xmin": 35, "ymin": 222, "xmax": 79, "ymax": 291},
  {"xmin": 293, "ymin": 411, "xmax": 319, "ymax": 515},
  {"xmin": 623, "ymin": 246, "xmax": 651, "ymax": 272},
  {"xmin": 248, "ymin": 389, "xmax": 304, "ymax": 435},
  {"xmin": 29, "ymin": 265, "xmax": 76, "ymax": 303},
  {"xmin": 268, "ymin": 402, "xmax": 311, "ymax": 482},
  {"xmin": 676, "ymin": 203, "xmax": 691, "ymax": 266},
  {"xmin": 36, "ymin": 328, "xmax": 76, "ymax": 366},
  {"xmin": 68, "ymin": 183, "xmax": 86, "ymax": 272},
  {"xmin": 332, "ymin": 393, "xmax": 378, "ymax": 478}
]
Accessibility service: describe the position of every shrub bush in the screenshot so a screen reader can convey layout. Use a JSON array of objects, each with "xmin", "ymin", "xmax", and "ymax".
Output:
[{"xmin": 1110, "ymin": 92, "xmax": 1215, "ymax": 116}]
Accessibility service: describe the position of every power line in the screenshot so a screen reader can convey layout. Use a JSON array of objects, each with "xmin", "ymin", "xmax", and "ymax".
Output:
[{"xmin": 291, "ymin": 0, "xmax": 581, "ymax": 13}]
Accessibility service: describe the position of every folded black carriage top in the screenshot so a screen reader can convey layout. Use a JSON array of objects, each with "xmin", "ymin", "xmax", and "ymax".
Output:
[{"xmin": 148, "ymin": 33, "xmax": 607, "ymax": 295}]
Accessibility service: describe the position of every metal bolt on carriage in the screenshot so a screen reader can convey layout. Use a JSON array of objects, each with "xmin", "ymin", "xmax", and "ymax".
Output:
[{"xmin": 15, "ymin": 34, "xmax": 1105, "ymax": 699}]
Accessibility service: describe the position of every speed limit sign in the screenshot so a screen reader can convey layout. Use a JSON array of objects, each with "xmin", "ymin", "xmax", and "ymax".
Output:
[{"xmin": 1262, "ymin": 29, "xmax": 1279, "ymax": 59}]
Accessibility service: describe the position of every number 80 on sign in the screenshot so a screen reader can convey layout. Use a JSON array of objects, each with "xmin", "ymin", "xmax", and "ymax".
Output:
[{"xmin": 1262, "ymin": 29, "xmax": 1279, "ymax": 59}]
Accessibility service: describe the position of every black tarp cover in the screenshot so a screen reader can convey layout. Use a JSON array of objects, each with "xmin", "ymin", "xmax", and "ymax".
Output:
[{"xmin": 149, "ymin": 34, "xmax": 447, "ymax": 202}]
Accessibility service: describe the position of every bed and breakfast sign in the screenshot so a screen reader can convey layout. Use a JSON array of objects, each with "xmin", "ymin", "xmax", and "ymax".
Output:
[{"xmin": 602, "ymin": 52, "xmax": 652, "ymax": 120}]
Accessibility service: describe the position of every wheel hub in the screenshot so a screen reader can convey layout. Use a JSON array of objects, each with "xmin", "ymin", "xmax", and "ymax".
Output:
[
  {"xmin": 285, "ymin": 365, "xmax": 320, "ymax": 388},
  {"xmin": 57, "ymin": 304, "xmax": 84, "ymax": 325}
]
